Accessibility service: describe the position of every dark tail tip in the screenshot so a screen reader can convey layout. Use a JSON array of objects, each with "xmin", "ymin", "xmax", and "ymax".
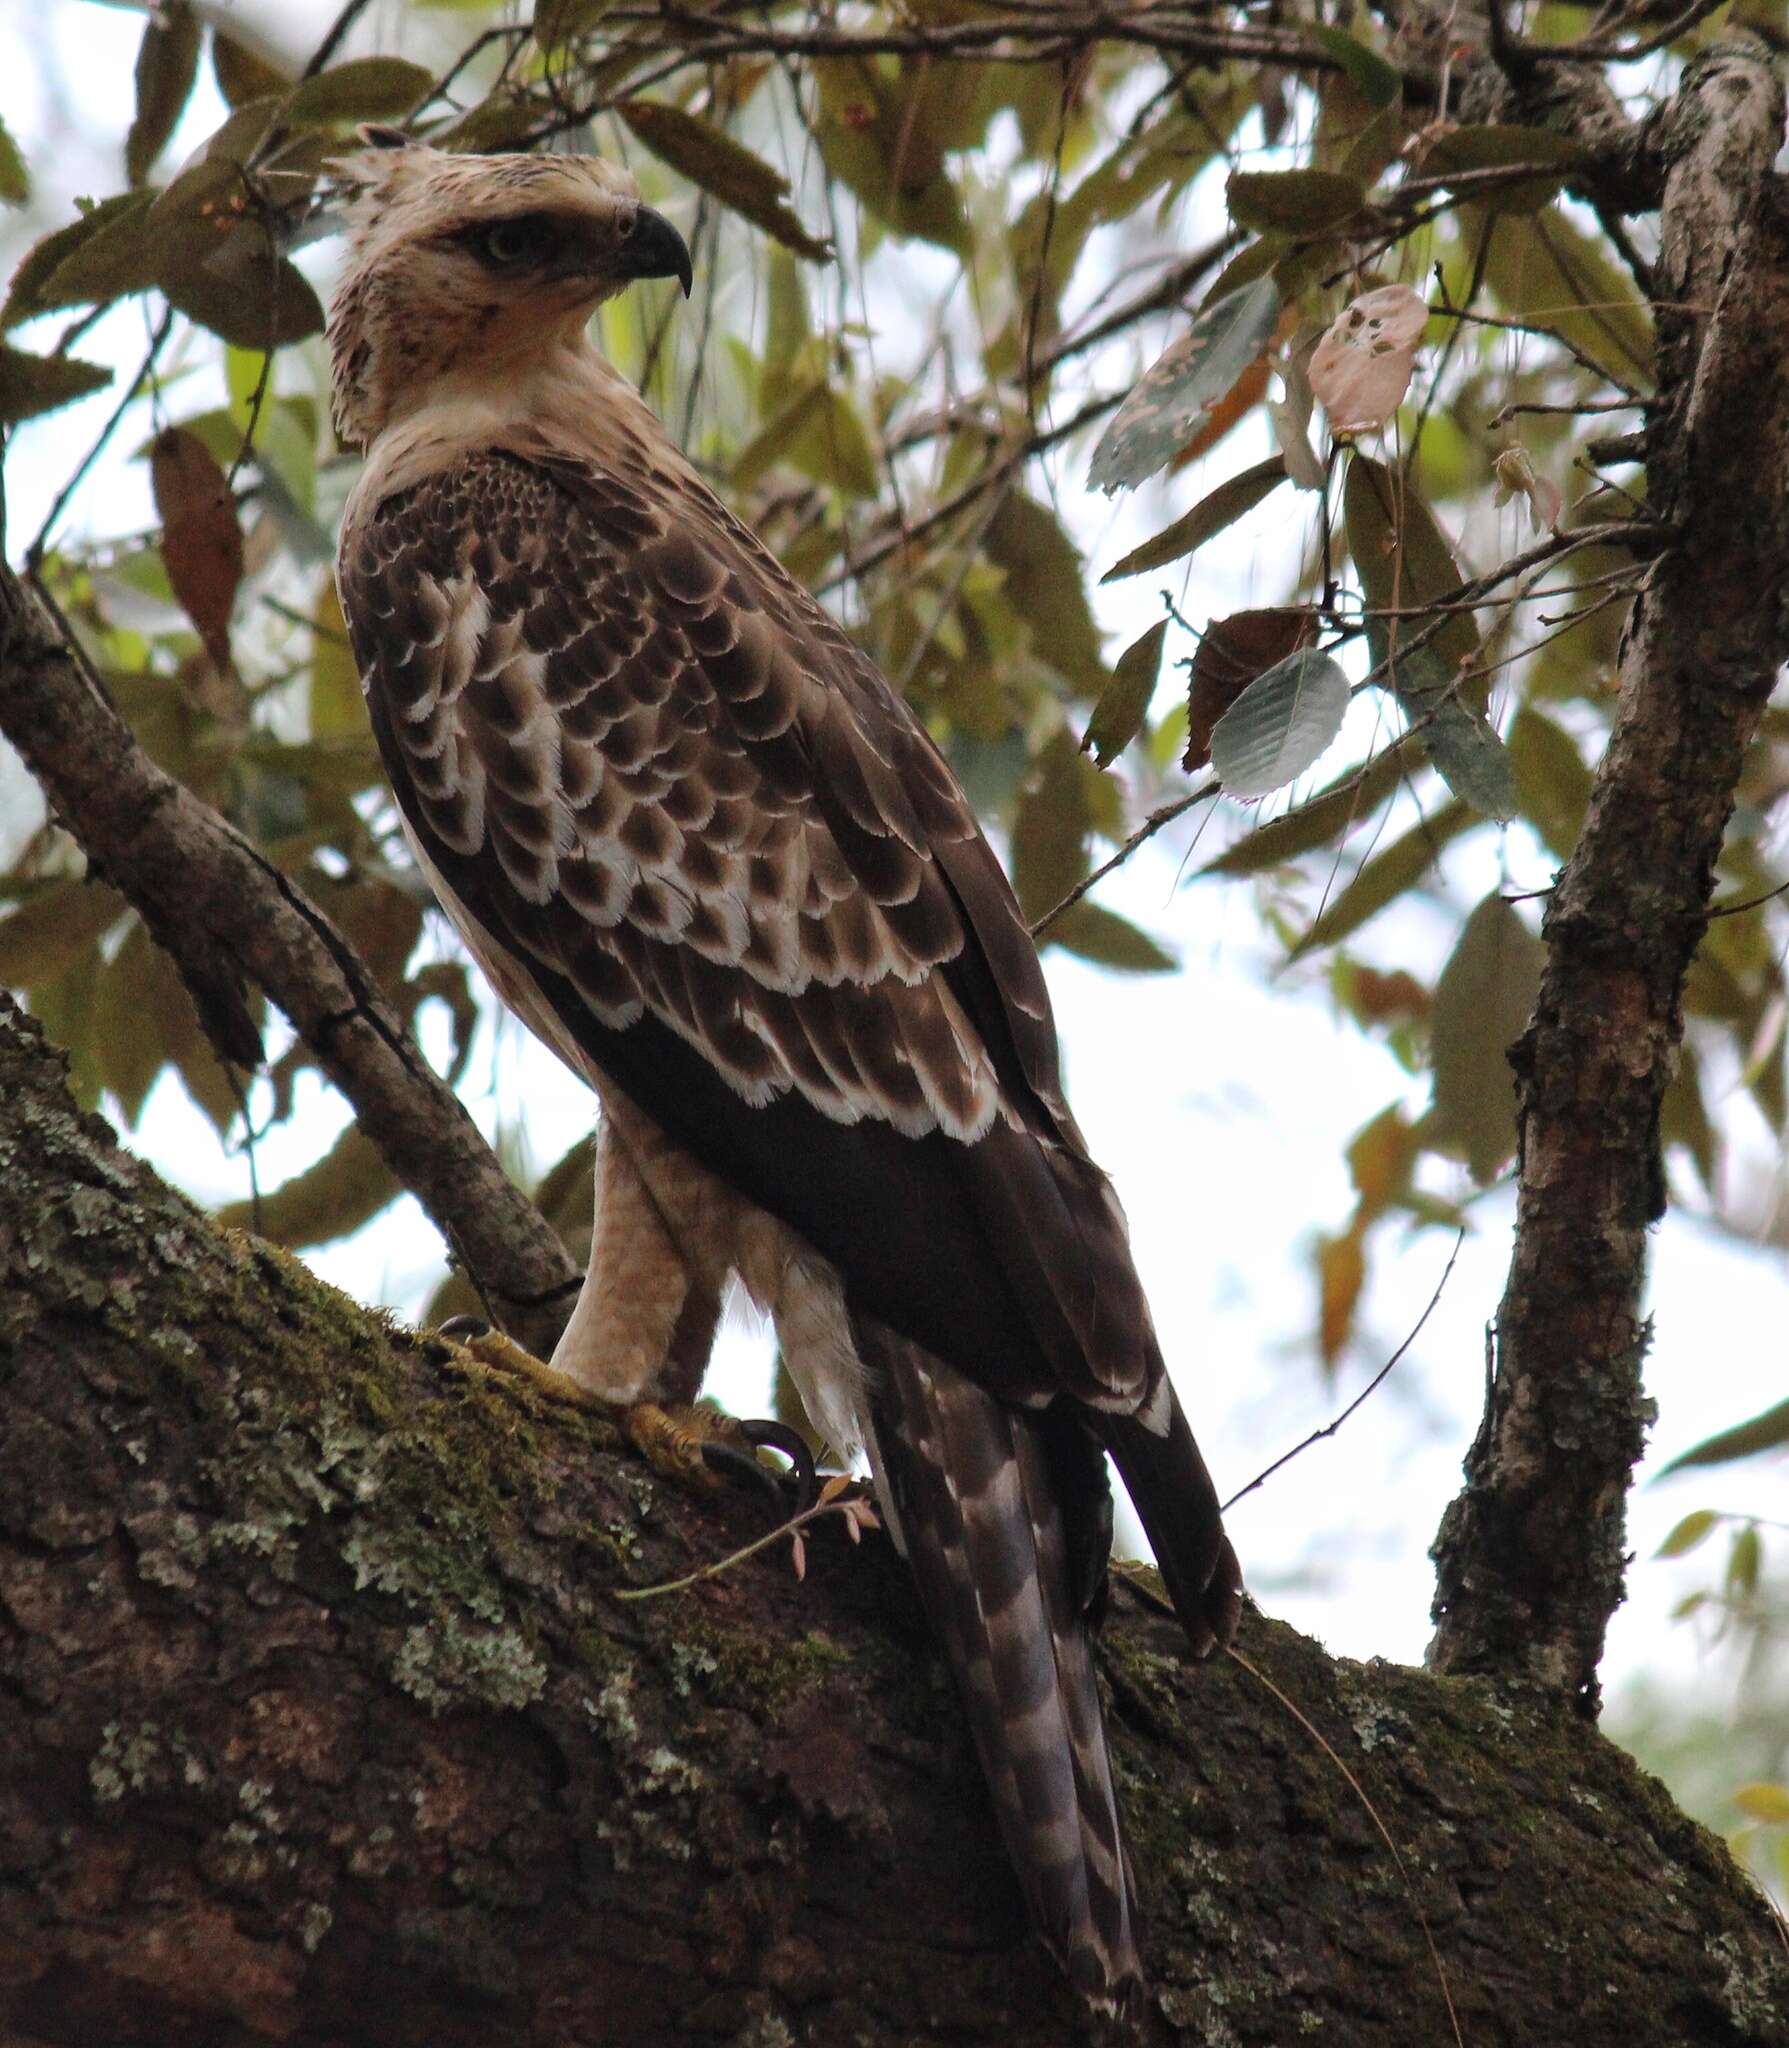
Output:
[{"xmin": 1104, "ymin": 1392, "xmax": 1242, "ymax": 1657}]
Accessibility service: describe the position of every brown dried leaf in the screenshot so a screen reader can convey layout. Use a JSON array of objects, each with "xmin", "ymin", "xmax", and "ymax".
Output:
[
  {"xmin": 1317, "ymin": 1225, "xmax": 1366, "ymax": 1367},
  {"xmin": 150, "ymin": 425, "xmax": 243, "ymax": 673},
  {"xmin": 1185, "ymin": 607, "xmax": 1314, "ymax": 769}
]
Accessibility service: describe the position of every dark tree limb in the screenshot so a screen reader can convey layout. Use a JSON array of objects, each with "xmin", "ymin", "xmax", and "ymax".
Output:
[
  {"xmin": 2, "ymin": 996, "xmax": 1785, "ymax": 2046},
  {"xmin": 0, "ymin": 562, "xmax": 580, "ymax": 1355},
  {"xmin": 1429, "ymin": 42, "xmax": 1789, "ymax": 1702}
]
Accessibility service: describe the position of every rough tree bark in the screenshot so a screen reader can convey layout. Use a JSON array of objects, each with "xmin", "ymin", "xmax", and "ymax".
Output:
[
  {"xmin": 1428, "ymin": 41, "xmax": 1789, "ymax": 1703},
  {"xmin": 2, "ymin": 995, "xmax": 1784, "ymax": 2047}
]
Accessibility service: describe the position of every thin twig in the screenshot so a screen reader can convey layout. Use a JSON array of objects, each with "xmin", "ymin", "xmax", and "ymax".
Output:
[
  {"xmin": 28, "ymin": 305, "xmax": 175, "ymax": 567},
  {"xmin": 1223, "ymin": 1232, "xmax": 1465, "ymax": 1515},
  {"xmin": 1030, "ymin": 783, "xmax": 1219, "ymax": 939}
]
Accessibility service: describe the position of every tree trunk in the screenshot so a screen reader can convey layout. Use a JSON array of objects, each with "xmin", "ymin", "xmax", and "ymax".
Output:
[{"xmin": 1, "ymin": 992, "xmax": 1783, "ymax": 2045}]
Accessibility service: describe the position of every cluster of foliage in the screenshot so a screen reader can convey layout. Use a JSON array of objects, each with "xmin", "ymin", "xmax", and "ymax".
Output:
[{"xmin": 1, "ymin": 0, "xmax": 1784, "ymax": 1881}]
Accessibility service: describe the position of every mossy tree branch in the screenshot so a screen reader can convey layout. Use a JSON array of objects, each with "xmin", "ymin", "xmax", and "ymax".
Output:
[{"xmin": 1, "ymin": 992, "xmax": 1783, "ymax": 2047}]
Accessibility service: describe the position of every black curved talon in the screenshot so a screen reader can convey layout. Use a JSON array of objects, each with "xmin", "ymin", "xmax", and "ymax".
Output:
[
  {"xmin": 700, "ymin": 1419, "xmax": 819, "ymax": 1518},
  {"xmin": 438, "ymin": 1314, "xmax": 492, "ymax": 1341}
]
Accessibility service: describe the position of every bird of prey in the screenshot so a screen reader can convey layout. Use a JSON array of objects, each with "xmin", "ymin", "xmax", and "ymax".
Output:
[{"xmin": 327, "ymin": 133, "xmax": 1241, "ymax": 2010}]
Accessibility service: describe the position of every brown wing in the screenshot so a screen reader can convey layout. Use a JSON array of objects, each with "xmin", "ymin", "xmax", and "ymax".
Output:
[{"xmin": 339, "ymin": 445, "xmax": 1156, "ymax": 1415}]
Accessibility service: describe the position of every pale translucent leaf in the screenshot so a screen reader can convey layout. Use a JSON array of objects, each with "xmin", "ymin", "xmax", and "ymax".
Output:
[
  {"xmin": 1209, "ymin": 647, "xmax": 1349, "ymax": 797},
  {"xmin": 1310, "ymin": 285, "xmax": 1428, "ymax": 435}
]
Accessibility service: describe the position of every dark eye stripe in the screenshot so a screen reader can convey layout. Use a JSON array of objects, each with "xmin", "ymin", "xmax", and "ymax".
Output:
[{"xmin": 449, "ymin": 210, "xmax": 562, "ymax": 266}]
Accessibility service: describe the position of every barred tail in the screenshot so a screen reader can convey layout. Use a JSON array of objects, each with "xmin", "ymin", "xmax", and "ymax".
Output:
[{"xmin": 856, "ymin": 1319, "xmax": 1143, "ymax": 2012}]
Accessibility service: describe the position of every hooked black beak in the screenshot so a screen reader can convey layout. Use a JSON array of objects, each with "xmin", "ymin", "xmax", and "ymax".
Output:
[{"xmin": 621, "ymin": 206, "xmax": 693, "ymax": 298}]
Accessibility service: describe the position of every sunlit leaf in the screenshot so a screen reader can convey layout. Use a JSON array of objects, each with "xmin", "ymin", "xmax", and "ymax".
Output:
[
  {"xmin": 0, "ymin": 345, "xmax": 111, "ymax": 426},
  {"xmin": 1083, "ymin": 621, "xmax": 1165, "ymax": 767},
  {"xmin": 1317, "ymin": 1224, "xmax": 1366, "ymax": 1365},
  {"xmin": 617, "ymin": 100, "xmax": 830, "ymax": 260},
  {"xmin": 1347, "ymin": 1102, "xmax": 1421, "ymax": 1217},
  {"xmin": 1185, "ymin": 607, "xmax": 1314, "ymax": 770},
  {"xmin": 1732, "ymin": 1783, "xmax": 1789, "ymax": 1825},
  {"xmin": 127, "ymin": 0, "xmax": 200, "ymax": 187},
  {"xmin": 1089, "ymin": 276, "xmax": 1280, "ymax": 494},
  {"xmin": 1655, "ymin": 1508, "xmax": 1720, "ymax": 1558},
  {"xmin": 1429, "ymin": 893, "xmax": 1545, "ymax": 1183},
  {"xmin": 1209, "ymin": 647, "xmax": 1349, "ymax": 797},
  {"xmin": 1661, "ymin": 1398, "xmax": 1789, "ymax": 1474},
  {"xmin": 1727, "ymin": 1524, "xmax": 1762, "ymax": 1598},
  {"xmin": 1102, "ymin": 456, "xmax": 1286, "ymax": 582}
]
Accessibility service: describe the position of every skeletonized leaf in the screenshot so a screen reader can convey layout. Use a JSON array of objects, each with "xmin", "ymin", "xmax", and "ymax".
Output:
[
  {"xmin": 1661, "ymin": 1399, "xmax": 1789, "ymax": 1474},
  {"xmin": 1088, "ymin": 276, "xmax": 1280, "ymax": 494},
  {"xmin": 151, "ymin": 426, "xmax": 243, "ymax": 672},
  {"xmin": 1429, "ymin": 892, "xmax": 1545, "ymax": 1184},
  {"xmin": 127, "ymin": 0, "xmax": 201, "ymax": 187},
  {"xmin": 0, "ymin": 115, "xmax": 28, "ymax": 205},
  {"xmin": 617, "ymin": 100, "xmax": 830, "ymax": 261},
  {"xmin": 1046, "ymin": 900, "xmax": 1176, "ymax": 973},
  {"xmin": 1226, "ymin": 168, "xmax": 1364, "ymax": 237},
  {"xmin": 1102, "ymin": 456, "xmax": 1286, "ymax": 582},
  {"xmin": 1083, "ymin": 620, "xmax": 1165, "ymax": 767},
  {"xmin": 0, "ymin": 345, "xmax": 111, "ymax": 426},
  {"xmin": 1186, "ymin": 607, "xmax": 1314, "ymax": 770},
  {"xmin": 286, "ymin": 58, "xmax": 434, "ymax": 124},
  {"xmin": 1208, "ymin": 646, "xmax": 1349, "ymax": 797},
  {"xmin": 1309, "ymin": 285, "xmax": 1428, "ymax": 435}
]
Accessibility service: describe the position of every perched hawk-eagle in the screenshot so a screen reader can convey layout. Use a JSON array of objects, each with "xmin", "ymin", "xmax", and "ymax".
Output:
[{"xmin": 328, "ymin": 134, "xmax": 1241, "ymax": 2008}]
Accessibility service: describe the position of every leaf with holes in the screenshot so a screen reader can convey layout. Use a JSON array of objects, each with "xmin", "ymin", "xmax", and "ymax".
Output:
[
  {"xmin": 1309, "ymin": 285, "xmax": 1428, "ymax": 436},
  {"xmin": 1208, "ymin": 647, "xmax": 1349, "ymax": 797},
  {"xmin": 1088, "ymin": 276, "xmax": 1280, "ymax": 495}
]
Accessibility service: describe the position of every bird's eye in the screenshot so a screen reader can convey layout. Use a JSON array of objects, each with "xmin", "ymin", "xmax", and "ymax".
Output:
[{"xmin": 478, "ymin": 218, "xmax": 546, "ymax": 267}]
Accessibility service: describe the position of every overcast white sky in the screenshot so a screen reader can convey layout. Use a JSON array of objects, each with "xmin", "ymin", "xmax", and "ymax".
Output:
[{"xmin": 5, "ymin": 2, "xmax": 1784, "ymax": 1779}]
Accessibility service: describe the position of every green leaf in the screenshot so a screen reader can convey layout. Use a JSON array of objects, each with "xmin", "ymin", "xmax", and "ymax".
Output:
[
  {"xmin": 286, "ymin": 58, "xmax": 434, "ymax": 124},
  {"xmin": 985, "ymin": 494, "xmax": 1108, "ymax": 699},
  {"xmin": 1508, "ymin": 708, "xmax": 1591, "ymax": 859},
  {"xmin": 1089, "ymin": 276, "xmax": 1280, "ymax": 495},
  {"xmin": 1345, "ymin": 452, "xmax": 1479, "ymax": 677},
  {"xmin": 1429, "ymin": 893, "xmax": 1545, "ymax": 1183},
  {"xmin": 812, "ymin": 58, "xmax": 971, "ymax": 254},
  {"xmin": 532, "ymin": 0, "xmax": 620, "ymax": 50},
  {"xmin": 0, "ymin": 881, "xmax": 126, "ymax": 990},
  {"xmin": 1294, "ymin": 799, "xmax": 1474, "ymax": 954},
  {"xmin": 215, "ymin": 1123, "xmax": 400, "ymax": 1248},
  {"xmin": 0, "ymin": 115, "xmax": 28, "ymax": 206},
  {"xmin": 9, "ymin": 191, "xmax": 161, "ymax": 319},
  {"xmin": 1420, "ymin": 697, "xmax": 1520, "ymax": 823},
  {"xmin": 1733, "ymin": 1783, "xmax": 1789, "ymax": 1825},
  {"xmin": 1479, "ymin": 200, "xmax": 1652, "ymax": 383},
  {"xmin": 0, "ymin": 345, "xmax": 111, "ymax": 426},
  {"xmin": 1226, "ymin": 168, "xmax": 1364, "ymax": 237},
  {"xmin": 126, "ymin": 0, "xmax": 201, "ymax": 187},
  {"xmin": 732, "ymin": 379, "xmax": 878, "ymax": 498},
  {"xmin": 1728, "ymin": 1524, "xmax": 1762, "ymax": 1598},
  {"xmin": 1010, "ymin": 732, "xmax": 1093, "ymax": 923},
  {"xmin": 1102, "ymin": 457, "xmax": 1286, "ymax": 582},
  {"xmin": 1421, "ymin": 125, "xmax": 1590, "ymax": 216},
  {"xmin": 1655, "ymin": 1508, "xmax": 1720, "ymax": 1559},
  {"xmin": 1209, "ymin": 648, "xmax": 1349, "ymax": 797},
  {"xmin": 158, "ymin": 229, "xmax": 325, "ymax": 349},
  {"xmin": 212, "ymin": 28, "xmax": 292, "ymax": 109},
  {"xmin": 1197, "ymin": 749, "xmax": 1403, "ymax": 878},
  {"xmin": 1083, "ymin": 620, "xmax": 1165, "ymax": 767},
  {"xmin": 1308, "ymin": 26, "xmax": 1402, "ymax": 110},
  {"xmin": 1186, "ymin": 608, "xmax": 1315, "ymax": 770},
  {"xmin": 1661, "ymin": 1399, "xmax": 1789, "ymax": 1474},
  {"xmin": 617, "ymin": 100, "xmax": 830, "ymax": 261},
  {"xmin": 1046, "ymin": 899, "xmax": 1176, "ymax": 973}
]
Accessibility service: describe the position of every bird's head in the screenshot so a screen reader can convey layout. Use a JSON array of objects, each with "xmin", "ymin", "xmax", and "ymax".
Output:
[{"xmin": 326, "ymin": 131, "xmax": 692, "ymax": 447}]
